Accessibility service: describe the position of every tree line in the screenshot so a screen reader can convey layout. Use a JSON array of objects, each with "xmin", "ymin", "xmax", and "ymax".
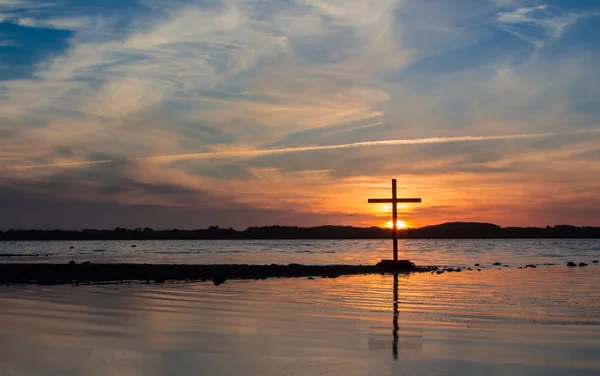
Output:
[{"xmin": 1, "ymin": 223, "xmax": 600, "ymax": 240}]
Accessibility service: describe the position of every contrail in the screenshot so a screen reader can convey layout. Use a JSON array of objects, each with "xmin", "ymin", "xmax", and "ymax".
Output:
[
  {"xmin": 149, "ymin": 132, "xmax": 555, "ymax": 162},
  {"xmin": 6, "ymin": 159, "xmax": 115, "ymax": 170},
  {"xmin": 2, "ymin": 131, "xmax": 557, "ymax": 170}
]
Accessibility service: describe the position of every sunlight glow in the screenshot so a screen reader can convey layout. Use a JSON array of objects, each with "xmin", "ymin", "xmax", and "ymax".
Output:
[{"xmin": 386, "ymin": 220, "xmax": 407, "ymax": 229}]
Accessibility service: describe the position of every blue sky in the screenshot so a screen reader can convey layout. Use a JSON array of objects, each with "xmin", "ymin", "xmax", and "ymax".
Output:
[{"xmin": 1, "ymin": 0, "xmax": 599, "ymax": 229}]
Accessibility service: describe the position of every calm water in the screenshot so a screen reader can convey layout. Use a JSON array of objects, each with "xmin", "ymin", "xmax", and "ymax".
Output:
[
  {"xmin": 0, "ymin": 269, "xmax": 599, "ymax": 375},
  {"xmin": 1, "ymin": 239, "xmax": 600, "ymax": 267},
  {"xmin": 1, "ymin": 240, "xmax": 599, "ymax": 375}
]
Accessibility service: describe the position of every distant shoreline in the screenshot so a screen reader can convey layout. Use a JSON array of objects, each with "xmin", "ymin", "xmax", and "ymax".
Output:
[
  {"xmin": 2, "ymin": 237, "xmax": 600, "ymax": 242},
  {"xmin": 1, "ymin": 222, "xmax": 600, "ymax": 240}
]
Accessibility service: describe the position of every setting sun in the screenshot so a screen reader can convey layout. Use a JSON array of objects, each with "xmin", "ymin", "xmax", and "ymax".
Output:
[{"xmin": 386, "ymin": 220, "xmax": 407, "ymax": 229}]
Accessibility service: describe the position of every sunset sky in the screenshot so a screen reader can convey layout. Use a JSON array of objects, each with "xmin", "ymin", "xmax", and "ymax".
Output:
[{"xmin": 1, "ymin": 0, "xmax": 599, "ymax": 230}]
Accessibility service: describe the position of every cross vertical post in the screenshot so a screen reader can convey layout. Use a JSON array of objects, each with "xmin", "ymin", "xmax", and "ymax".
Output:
[
  {"xmin": 392, "ymin": 179, "xmax": 398, "ymax": 261},
  {"xmin": 368, "ymin": 179, "xmax": 421, "ymax": 264}
]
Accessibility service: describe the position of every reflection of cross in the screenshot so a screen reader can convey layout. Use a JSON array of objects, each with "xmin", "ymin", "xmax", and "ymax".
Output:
[
  {"xmin": 392, "ymin": 273, "xmax": 399, "ymax": 360},
  {"xmin": 368, "ymin": 179, "xmax": 421, "ymax": 262}
]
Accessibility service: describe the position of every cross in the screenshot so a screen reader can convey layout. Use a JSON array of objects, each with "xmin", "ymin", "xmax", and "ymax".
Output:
[{"xmin": 368, "ymin": 179, "xmax": 421, "ymax": 262}]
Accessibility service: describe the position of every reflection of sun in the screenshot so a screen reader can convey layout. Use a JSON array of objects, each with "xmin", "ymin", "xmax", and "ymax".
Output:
[{"xmin": 386, "ymin": 220, "xmax": 407, "ymax": 229}]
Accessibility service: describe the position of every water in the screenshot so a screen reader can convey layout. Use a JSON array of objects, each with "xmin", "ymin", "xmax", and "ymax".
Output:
[
  {"xmin": 1, "ymin": 239, "xmax": 599, "ymax": 267},
  {"xmin": 1, "ymin": 240, "xmax": 599, "ymax": 375},
  {"xmin": 0, "ymin": 269, "xmax": 599, "ymax": 375}
]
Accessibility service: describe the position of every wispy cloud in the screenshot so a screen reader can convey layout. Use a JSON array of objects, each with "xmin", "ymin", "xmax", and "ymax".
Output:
[
  {"xmin": 496, "ymin": 2, "xmax": 589, "ymax": 49},
  {"xmin": 4, "ymin": 131, "xmax": 561, "ymax": 170}
]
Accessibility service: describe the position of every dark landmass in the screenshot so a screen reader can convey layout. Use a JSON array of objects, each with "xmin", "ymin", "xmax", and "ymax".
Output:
[
  {"xmin": 0, "ymin": 261, "xmax": 429, "ymax": 286},
  {"xmin": 1, "ymin": 222, "xmax": 600, "ymax": 240}
]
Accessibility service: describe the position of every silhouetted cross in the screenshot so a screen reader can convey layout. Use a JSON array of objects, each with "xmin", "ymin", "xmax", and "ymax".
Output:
[{"xmin": 368, "ymin": 179, "xmax": 421, "ymax": 262}]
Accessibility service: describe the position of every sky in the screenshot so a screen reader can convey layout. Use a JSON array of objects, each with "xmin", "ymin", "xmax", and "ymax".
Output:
[{"xmin": 1, "ymin": 0, "xmax": 600, "ymax": 230}]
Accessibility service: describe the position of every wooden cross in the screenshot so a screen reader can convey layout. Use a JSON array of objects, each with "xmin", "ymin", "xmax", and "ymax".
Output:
[{"xmin": 368, "ymin": 179, "xmax": 421, "ymax": 262}]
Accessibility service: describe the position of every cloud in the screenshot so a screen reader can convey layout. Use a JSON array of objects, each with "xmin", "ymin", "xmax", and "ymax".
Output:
[
  {"xmin": 4, "ymin": 130, "xmax": 571, "ymax": 170},
  {"xmin": 0, "ymin": 0, "xmax": 408, "ymax": 169},
  {"xmin": 0, "ymin": 0, "xmax": 599, "ymax": 228},
  {"xmin": 496, "ymin": 2, "xmax": 590, "ymax": 49}
]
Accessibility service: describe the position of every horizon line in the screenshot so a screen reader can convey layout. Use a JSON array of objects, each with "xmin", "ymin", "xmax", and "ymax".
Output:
[{"xmin": 2, "ymin": 222, "xmax": 598, "ymax": 232}]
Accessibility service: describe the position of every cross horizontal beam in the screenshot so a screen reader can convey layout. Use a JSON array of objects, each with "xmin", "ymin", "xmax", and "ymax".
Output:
[{"xmin": 368, "ymin": 198, "xmax": 422, "ymax": 204}]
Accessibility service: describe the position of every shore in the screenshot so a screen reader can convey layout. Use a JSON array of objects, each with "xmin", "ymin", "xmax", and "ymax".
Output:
[{"xmin": 0, "ymin": 261, "xmax": 434, "ymax": 285}]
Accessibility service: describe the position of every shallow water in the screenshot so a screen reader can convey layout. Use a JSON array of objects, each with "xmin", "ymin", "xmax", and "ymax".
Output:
[
  {"xmin": 1, "ymin": 239, "xmax": 599, "ymax": 267},
  {"xmin": 1, "ymin": 267, "xmax": 599, "ymax": 375}
]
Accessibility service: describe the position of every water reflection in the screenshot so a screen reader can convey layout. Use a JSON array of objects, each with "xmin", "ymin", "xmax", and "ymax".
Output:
[
  {"xmin": 392, "ymin": 273, "xmax": 399, "ymax": 360},
  {"xmin": 368, "ymin": 273, "xmax": 423, "ymax": 361},
  {"xmin": 1, "ymin": 270, "xmax": 599, "ymax": 375}
]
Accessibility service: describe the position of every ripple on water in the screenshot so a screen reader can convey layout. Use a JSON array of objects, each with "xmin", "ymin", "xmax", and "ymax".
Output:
[
  {"xmin": 0, "ymin": 267, "xmax": 599, "ymax": 375},
  {"xmin": 1, "ymin": 239, "xmax": 599, "ymax": 266}
]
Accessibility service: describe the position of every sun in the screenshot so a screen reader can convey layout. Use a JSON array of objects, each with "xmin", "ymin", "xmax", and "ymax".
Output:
[{"xmin": 386, "ymin": 220, "xmax": 407, "ymax": 229}]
